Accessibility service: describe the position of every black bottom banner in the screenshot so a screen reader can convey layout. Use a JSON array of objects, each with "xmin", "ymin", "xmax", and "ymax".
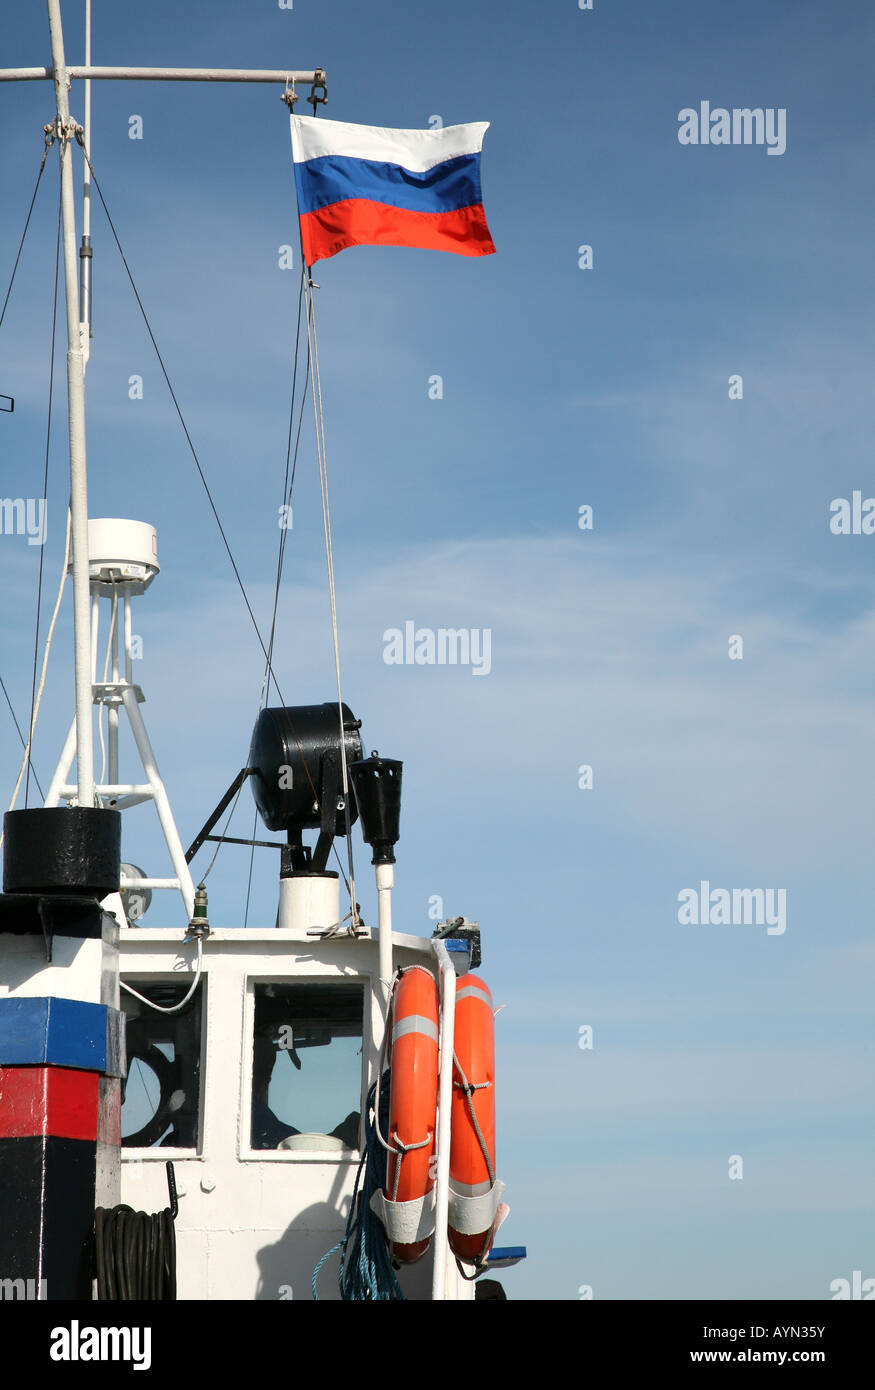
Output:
[{"xmin": 0, "ymin": 1297, "xmax": 868, "ymax": 1375}]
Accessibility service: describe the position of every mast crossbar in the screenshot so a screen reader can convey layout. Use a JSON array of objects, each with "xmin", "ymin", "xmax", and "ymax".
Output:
[{"xmin": 0, "ymin": 66, "xmax": 324, "ymax": 84}]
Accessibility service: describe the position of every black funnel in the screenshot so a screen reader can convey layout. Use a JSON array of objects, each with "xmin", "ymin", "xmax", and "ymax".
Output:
[
  {"xmin": 349, "ymin": 752, "xmax": 402, "ymax": 866},
  {"xmin": 3, "ymin": 806, "xmax": 121, "ymax": 897}
]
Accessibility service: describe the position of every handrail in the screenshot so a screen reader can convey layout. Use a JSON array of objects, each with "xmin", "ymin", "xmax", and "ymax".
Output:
[{"xmin": 430, "ymin": 938, "xmax": 456, "ymax": 1300}]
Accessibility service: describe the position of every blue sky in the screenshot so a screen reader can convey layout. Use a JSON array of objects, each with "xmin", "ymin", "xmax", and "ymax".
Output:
[{"xmin": 1, "ymin": 0, "xmax": 874, "ymax": 1300}]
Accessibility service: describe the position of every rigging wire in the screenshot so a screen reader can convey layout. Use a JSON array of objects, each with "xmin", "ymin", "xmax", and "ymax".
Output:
[
  {"xmin": 131, "ymin": 1055, "xmax": 159, "ymax": 1119},
  {"xmin": 266, "ymin": 265, "xmax": 309, "ymax": 702},
  {"xmin": 76, "ymin": 138, "xmax": 356, "ymax": 905},
  {"xmin": 0, "ymin": 140, "xmax": 55, "ymax": 803},
  {"xmin": 75, "ymin": 141, "xmax": 273, "ymax": 671},
  {"xmin": 26, "ymin": 179, "xmax": 62, "ymax": 806},
  {"xmin": 244, "ymin": 265, "xmax": 309, "ymax": 925},
  {"xmin": 241, "ymin": 802, "xmax": 260, "ymax": 928},
  {"xmin": 0, "ymin": 674, "xmax": 44, "ymax": 800},
  {"xmin": 288, "ymin": 108, "xmax": 361, "ymax": 929},
  {"xmin": 201, "ymin": 776, "xmax": 249, "ymax": 885},
  {"xmin": 1, "ymin": 124, "xmax": 365, "ymax": 928},
  {"xmin": 73, "ymin": 142, "xmax": 357, "ymax": 904},
  {"xmin": 290, "ymin": 104, "xmax": 361, "ymax": 926},
  {"xmin": 1, "ymin": 507, "xmax": 72, "ymax": 850},
  {"xmin": 303, "ymin": 257, "xmax": 360, "ymax": 929},
  {"xmin": 0, "ymin": 139, "xmax": 52, "ymax": 335}
]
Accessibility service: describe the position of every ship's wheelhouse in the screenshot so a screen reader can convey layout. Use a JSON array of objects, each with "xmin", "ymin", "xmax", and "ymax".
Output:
[{"xmin": 119, "ymin": 925, "xmax": 473, "ymax": 1300}]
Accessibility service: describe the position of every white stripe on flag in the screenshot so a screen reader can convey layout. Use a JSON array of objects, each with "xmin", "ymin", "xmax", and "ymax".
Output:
[{"xmin": 290, "ymin": 116, "xmax": 489, "ymax": 174}]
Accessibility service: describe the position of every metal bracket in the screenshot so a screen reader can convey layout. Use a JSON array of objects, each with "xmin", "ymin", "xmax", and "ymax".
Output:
[
  {"xmin": 308, "ymin": 70, "xmax": 327, "ymax": 114},
  {"xmin": 36, "ymin": 897, "xmax": 53, "ymax": 963},
  {"xmin": 185, "ymin": 768, "xmax": 287, "ymax": 864},
  {"xmin": 92, "ymin": 681, "xmax": 145, "ymax": 707},
  {"xmin": 185, "ymin": 767, "xmax": 251, "ymax": 863},
  {"xmin": 45, "ymin": 114, "xmax": 81, "ymax": 144}
]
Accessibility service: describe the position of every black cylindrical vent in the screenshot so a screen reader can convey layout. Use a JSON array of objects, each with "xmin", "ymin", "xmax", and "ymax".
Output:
[
  {"xmin": 349, "ymin": 753, "xmax": 402, "ymax": 865},
  {"xmin": 249, "ymin": 703, "xmax": 363, "ymax": 834},
  {"xmin": 2, "ymin": 807, "xmax": 121, "ymax": 897}
]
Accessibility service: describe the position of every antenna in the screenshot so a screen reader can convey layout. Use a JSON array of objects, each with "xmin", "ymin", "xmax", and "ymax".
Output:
[{"xmin": 43, "ymin": 519, "xmax": 197, "ymax": 923}]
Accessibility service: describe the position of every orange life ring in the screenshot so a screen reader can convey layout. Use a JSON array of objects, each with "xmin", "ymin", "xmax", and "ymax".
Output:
[
  {"xmin": 385, "ymin": 965, "xmax": 440, "ymax": 1263},
  {"xmin": 448, "ymin": 973, "xmax": 497, "ymax": 1263}
]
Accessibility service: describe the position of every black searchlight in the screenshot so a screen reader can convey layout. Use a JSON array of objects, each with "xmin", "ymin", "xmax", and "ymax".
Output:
[{"xmin": 248, "ymin": 703, "xmax": 363, "ymax": 874}]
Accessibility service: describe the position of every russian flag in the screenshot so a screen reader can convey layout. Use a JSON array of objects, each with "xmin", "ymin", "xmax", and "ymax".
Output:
[{"xmin": 290, "ymin": 116, "xmax": 496, "ymax": 267}]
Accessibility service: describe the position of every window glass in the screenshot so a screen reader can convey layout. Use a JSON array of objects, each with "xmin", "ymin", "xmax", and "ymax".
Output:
[
  {"xmin": 251, "ymin": 982, "xmax": 363, "ymax": 1151},
  {"xmin": 121, "ymin": 980, "xmax": 203, "ymax": 1148}
]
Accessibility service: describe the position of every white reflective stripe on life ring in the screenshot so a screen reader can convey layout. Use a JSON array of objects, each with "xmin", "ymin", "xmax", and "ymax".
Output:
[
  {"xmin": 447, "ymin": 1175, "xmax": 494, "ymax": 1198},
  {"xmin": 455, "ymin": 980, "xmax": 493, "ymax": 1006},
  {"xmin": 392, "ymin": 1013, "xmax": 439, "ymax": 1045}
]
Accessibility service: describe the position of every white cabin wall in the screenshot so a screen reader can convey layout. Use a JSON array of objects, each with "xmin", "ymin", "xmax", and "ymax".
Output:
[
  {"xmin": 0, "ymin": 921, "xmax": 119, "ymax": 1008},
  {"xmin": 119, "ymin": 928, "xmax": 472, "ymax": 1301}
]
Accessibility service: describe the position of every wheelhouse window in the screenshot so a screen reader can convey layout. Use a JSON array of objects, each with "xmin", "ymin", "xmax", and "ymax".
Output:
[
  {"xmin": 251, "ymin": 981, "xmax": 364, "ymax": 1152},
  {"xmin": 121, "ymin": 981, "xmax": 203, "ymax": 1149}
]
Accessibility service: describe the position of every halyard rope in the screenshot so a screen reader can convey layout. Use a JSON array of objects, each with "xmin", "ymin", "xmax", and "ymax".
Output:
[{"xmin": 296, "ymin": 106, "xmax": 360, "ymax": 932}]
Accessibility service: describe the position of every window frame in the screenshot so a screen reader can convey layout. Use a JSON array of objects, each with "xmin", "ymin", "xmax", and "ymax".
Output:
[
  {"xmin": 119, "ymin": 970, "xmax": 208, "ymax": 1160},
  {"xmin": 239, "ymin": 972, "xmax": 370, "ymax": 1163}
]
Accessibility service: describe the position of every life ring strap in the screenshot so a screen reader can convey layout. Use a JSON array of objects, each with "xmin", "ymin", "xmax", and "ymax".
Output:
[
  {"xmin": 452, "ymin": 1052, "xmax": 496, "ymax": 1186},
  {"xmin": 369, "ymin": 1188, "xmax": 436, "ymax": 1246},
  {"xmin": 388, "ymin": 1128, "xmax": 433, "ymax": 1200},
  {"xmin": 447, "ymin": 1177, "xmax": 505, "ymax": 1236}
]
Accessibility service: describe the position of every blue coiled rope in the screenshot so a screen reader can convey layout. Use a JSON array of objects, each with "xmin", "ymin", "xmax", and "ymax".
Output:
[{"xmin": 312, "ymin": 1071, "xmax": 405, "ymax": 1301}]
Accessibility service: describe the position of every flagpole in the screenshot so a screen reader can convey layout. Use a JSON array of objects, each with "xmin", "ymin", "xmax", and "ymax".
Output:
[
  {"xmin": 79, "ymin": 0, "xmax": 92, "ymax": 348},
  {"xmin": 46, "ymin": 0, "xmax": 94, "ymax": 807}
]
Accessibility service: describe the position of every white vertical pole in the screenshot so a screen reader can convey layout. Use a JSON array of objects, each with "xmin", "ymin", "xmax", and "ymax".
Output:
[
  {"xmin": 45, "ymin": 590, "xmax": 97, "ymax": 806},
  {"xmin": 107, "ymin": 590, "xmax": 119, "ymax": 784},
  {"xmin": 121, "ymin": 686, "xmax": 196, "ymax": 920},
  {"xmin": 371, "ymin": 862, "xmax": 395, "ymax": 1078},
  {"xmin": 90, "ymin": 590, "xmax": 99, "ymax": 677},
  {"xmin": 431, "ymin": 939, "xmax": 456, "ymax": 1301},
  {"xmin": 44, "ymin": 718, "xmax": 76, "ymax": 806},
  {"xmin": 123, "ymin": 588, "xmax": 133, "ymax": 684},
  {"xmin": 46, "ymin": 0, "xmax": 94, "ymax": 807},
  {"xmin": 83, "ymin": 0, "xmax": 91, "ymax": 237},
  {"xmin": 376, "ymin": 861, "xmax": 394, "ymax": 1014},
  {"xmin": 79, "ymin": 0, "xmax": 92, "ymax": 349}
]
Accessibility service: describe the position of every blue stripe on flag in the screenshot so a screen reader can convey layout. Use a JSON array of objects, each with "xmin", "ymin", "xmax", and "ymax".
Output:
[{"xmin": 294, "ymin": 152, "xmax": 483, "ymax": 217}]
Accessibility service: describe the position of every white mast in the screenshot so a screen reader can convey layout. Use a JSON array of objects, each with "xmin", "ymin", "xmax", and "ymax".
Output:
[
  {"xmin": 79, "ymin": 0, "xmax": 92, "ymax": 349},
  {"xmin": 46, "ymin": 0, "xmax": 94, "ymax": 808},
  {"xmin": 25, "ymin": 3, "xmax": 324, "ymax": 898}
]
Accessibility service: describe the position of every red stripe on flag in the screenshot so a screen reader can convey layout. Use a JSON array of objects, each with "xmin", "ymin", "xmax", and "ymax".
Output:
[
  {"xmin": 0, "ymin": 1065, "xmax": 100, "ymax": 1141},
  {"xmin": 299, "ymin": 198, "xmax": 496, "ymax": 266}
]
